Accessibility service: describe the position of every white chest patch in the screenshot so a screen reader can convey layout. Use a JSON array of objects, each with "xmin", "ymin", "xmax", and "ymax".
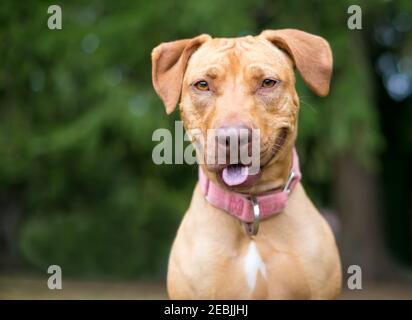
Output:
[{"xmin": 243, "ymin": 241, "xmax": 267, "ymax": 291}]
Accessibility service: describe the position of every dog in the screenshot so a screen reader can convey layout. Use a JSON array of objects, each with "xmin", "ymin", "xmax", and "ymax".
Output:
[{"xmin": 151, "ymin": 29, "xmax": 342, "ymax": 299}]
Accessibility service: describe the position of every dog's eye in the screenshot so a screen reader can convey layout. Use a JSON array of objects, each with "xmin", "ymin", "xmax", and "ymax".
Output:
[
  {"xmin": 261, "ymin": 79, "xmax": 278, "ymax": 88},
  {"xmin": 194, "ymin": 80, "xmax": 209, "ymax": 91}
]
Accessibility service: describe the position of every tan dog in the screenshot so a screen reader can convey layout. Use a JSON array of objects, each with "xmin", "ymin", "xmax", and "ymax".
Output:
[{"xmin": 151, "ymin": 29, "xmax": 342, "ymax": 299}]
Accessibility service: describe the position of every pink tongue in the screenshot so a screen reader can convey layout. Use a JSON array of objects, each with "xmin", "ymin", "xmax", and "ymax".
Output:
[{"xmin": 222, "ymin": 165, "xmax": 250, "ymax": 186}]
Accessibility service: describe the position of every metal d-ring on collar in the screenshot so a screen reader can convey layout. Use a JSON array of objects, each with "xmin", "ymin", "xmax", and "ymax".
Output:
[
  {"xmin": 283, "ymin": 170, "xmax": 296, "ymax": 193},
  {"xmin": 243, "ymin": 170, "xmax": 296, "ymax": 237},
  {"xmin": 243, "ymin": 196, "xmax": 260, "ymax": 237}
]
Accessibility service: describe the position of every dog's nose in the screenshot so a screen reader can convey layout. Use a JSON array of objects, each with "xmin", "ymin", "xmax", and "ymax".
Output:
[{"xmin": 216, "ymin": 125, "xmax": 253, "ymax": 149}]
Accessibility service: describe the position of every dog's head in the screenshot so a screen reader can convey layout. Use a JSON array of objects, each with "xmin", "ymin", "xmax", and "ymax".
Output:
[{"xmin": 151, "ymin": 29, "xmax": 332, "ymax": 192}]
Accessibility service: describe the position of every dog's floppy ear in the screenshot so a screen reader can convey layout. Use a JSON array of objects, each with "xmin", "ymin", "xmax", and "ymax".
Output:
[
  {"xmin": 260, "ymin": 29, "xmax": 333, "ymax": 97},
  {"xmin": 151, "ymin": 34, "xmax": 211, "ymax": 114}
]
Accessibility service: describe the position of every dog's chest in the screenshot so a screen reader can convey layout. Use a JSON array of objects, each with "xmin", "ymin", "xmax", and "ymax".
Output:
[
  {"xmin": 184, "ymin": 239, "xmax": 269, "ymax": 299},
  {"xmin": 176, "ymin": 227, "xmax": 315, "ymax": 299}
]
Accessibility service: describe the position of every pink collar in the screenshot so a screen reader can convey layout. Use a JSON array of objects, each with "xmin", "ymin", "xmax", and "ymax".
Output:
[{"xmin": 199, "ymin": 148, "xmax": 301, "ymax": 228}]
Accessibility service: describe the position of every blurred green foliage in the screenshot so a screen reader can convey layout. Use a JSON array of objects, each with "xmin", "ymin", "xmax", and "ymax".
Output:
[{"xmin": 1, "ymin": 0, "xmax": 410, "ymax": 278}]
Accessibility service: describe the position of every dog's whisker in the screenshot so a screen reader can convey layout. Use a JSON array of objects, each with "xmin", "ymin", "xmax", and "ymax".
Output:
[{"xmin": 299, "ymin": 98, "xmax": 318, "ymax": 114}]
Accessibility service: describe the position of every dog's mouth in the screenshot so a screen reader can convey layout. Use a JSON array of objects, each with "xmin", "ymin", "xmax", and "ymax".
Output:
[
  {"xmin": 219, "ymin": 164, "xmax": 261, "ymax": 188},
  {"xmin": 261, "ymin": 127, "xmax": 289, "ymax": 167},
  {"xmin": 216, "ymin": 128, "xmax": 289, "ymax": 188}
]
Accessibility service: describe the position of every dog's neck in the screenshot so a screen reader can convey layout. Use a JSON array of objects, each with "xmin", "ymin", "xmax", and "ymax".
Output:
[{"xmin": 198, "ymin": 147, "xmax": 301, "ymax": 227}]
